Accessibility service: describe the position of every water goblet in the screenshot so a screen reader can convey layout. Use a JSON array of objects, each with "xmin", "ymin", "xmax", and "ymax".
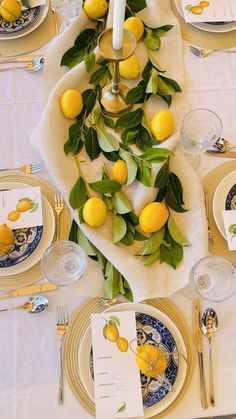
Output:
[
  {"xmin": 183, "ymin": 255, "xmax": 236, "ymax": 302},
  {"xmin": 41, "ymin": 240, "xmax": 87, "ymax": 287},
  {"xmin": 179, "ymin": 108, "xmax": 223, "ymax": 169},
  {"xmin": 53, "ymin": 0, "xmax": 82, "ymax": 29}
]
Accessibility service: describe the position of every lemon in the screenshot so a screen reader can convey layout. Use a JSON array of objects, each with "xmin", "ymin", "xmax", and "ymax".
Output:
[
  {"xmin": 135, "ymin": 344, "xmax": 168, "ymax": 378},
  {"xmin": 104, "ymin": 324, "xmax": 119, "ymax": 342},
  {"xmin": 124, "ymin": 17, "xmax": 144, "ymax": 41},
  {"xmin": 139, "ymin": 202, "xmax": 169, "ymax": 234},
  {"xmin": 111, "ymin": 160, "xmax": 128, "ymax": 185},
  {"xmin": 60, "ymin": 89, "xmax": 83, "ymax": 119},
  {"xmin": 117, "ymin": 337, "xmax": 129, "ymax": 352},
  {"xmin": 0, "ymin": 0, "xmax": 21, "ymax": 22},
  {"xmin": 150, "ymin": 109, "xmax": 174, "ymax": 142},
  {"xmin": 16, "ymin": 198, "xmax": 32, "ymax": 213},
  {"xmin": 82, "ymin": 197, "xmax": 107, "ymax": 227},
  {"xmin": 8, "ymin": 210, "xmax": 20, "ymax": 221},
  {"xmin": 83, "ymin": 0, "xmax": 108, "ymax": 20},
  {"xmin": 190, "ymin": 5, "xmax": 203, "ymax": 14},
  {"xmin": 0, "ymin": 223, "xmax": 14, "ymax": 254},
  {"xmin": 119, "ymin": 55, "xmax": 140, "ymax": 79}
]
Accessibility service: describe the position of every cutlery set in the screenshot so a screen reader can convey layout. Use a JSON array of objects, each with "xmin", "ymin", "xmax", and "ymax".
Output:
[
  {"xmin": 193, "ymin": 299, "xmax": 218, "ymax": 409},
  {"xmin": 0, "ymin": 56, "xmax": 45, "ymax": 72}
]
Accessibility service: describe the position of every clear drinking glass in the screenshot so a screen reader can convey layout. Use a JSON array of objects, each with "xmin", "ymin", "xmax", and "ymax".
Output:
[
  {"xmin": 179, "ymin": 108, "xmax": 223, "ymax": 169},
  {"xmin": 54, "ymin": 0, "xmax": 82, "ymax": 28},
  {"xmin": 41, "ymin": 240, "xmax": 87, "ymax": 286},
  {"xmin": 184, "ymin": 255, "xmax": 236, "ymax": 302}
]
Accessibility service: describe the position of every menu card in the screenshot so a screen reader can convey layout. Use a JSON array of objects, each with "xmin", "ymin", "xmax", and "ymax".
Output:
[
  {"xmin": 0, "ymin": 187, "xmax": 43, "ymax": 229},
  {"xmin": 222, "ymin": 210, "xmax": 236, "ymax": 251},
  {"xmin": 180, "ymin": 0, "xmax": 236, "ymax": 23},
  {"xmin": 21, "ymin": 0, "xmax": 46, "ymax": 10},
  {"xmin": 91, "ymin": 311, "xmax": 144, "ymax": 419}
]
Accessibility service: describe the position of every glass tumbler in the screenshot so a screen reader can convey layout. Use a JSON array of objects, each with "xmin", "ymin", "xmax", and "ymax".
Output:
[
  {"xmin": 41, "ymin": 240, "xmax": 87, "ymax": 286},
  {"xmin": 184, "ymin": 255, "xmax": 236, "ymax": 302},
  {"xmin": 179, "ymin": 108, "xmax": 223, "ymax": 169}
]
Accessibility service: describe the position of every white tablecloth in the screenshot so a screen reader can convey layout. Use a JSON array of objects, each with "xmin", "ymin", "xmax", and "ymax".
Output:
[{"xmin": 1, "ymin": 3, "xmax": 236, "ymax": 417}]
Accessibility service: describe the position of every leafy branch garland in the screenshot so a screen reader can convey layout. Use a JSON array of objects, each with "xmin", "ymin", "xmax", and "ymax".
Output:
[{"xmin": 62, "ymin": 0, "xmax": 190, "ymax": 298}]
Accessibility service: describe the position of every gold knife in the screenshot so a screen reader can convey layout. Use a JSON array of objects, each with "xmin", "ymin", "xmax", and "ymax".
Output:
[
  {"xmin": 207, "ymin": 150, "xmax": 236, "ymax": 158},
  {"xmin": 0, "ymin": 55, "xmax": 45, "ymax": 63},
  {"xmin": 193, "ymin": 299, "xmax": 208, "ymax": 409},
  {"xmin": 0, "ymin": 283, "xmax": 57, "ymax": 299}
]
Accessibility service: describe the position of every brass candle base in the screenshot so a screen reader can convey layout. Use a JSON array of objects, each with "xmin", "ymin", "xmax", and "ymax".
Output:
[{"xmin": 98, "ymin": 28, "xmax": 136, "ymax": 117}]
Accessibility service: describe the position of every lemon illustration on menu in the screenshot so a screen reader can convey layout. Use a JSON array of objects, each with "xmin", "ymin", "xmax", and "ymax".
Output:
[{"xmin": 103, "ymin": 315, "xmax": 129, "ymax": 352}]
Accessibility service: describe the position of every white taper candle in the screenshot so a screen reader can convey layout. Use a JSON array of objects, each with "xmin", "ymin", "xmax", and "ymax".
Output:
[{"xmin": 112, "ymin": 0, "xmax": 126, "ymax": 51}]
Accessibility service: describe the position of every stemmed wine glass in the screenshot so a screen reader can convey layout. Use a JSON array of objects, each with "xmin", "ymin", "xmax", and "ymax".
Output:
[
  {"xmin": 183, "ymin": 255, "xmax": 236, "ymax": 302},
  {"xmin": 41, "ymin": 240, "xmax": 87, "ymax": 286},
  {"xmin": 179, "ymin": 108, "xmax": 223, "ymax": 169}
]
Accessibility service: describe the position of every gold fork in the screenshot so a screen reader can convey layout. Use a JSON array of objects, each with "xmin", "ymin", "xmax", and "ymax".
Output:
[
  {"xmin": 56, "ymin": 305, "xmax": 68, "ymax": 405},
  {"xmin": 54, "ymin": 194, "xmax": 64, "ymax": 241},
  {"xmin": 189, "ymin": 44, "xmax": 236, "ymax": 58},
  {"xmin": 0, "ymin": 162, "xmax": 41, "ymax": 174},
  {"xmin": 50, "ymin": 0, "xmax": 59, "ymax": 36}
]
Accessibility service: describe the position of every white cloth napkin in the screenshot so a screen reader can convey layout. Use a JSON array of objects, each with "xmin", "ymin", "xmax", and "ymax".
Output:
[{"xmin": 30, "ymin": 0, "xmax": 208, "ymax": 301}]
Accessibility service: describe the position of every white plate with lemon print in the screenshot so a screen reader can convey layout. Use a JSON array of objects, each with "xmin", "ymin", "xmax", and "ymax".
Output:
[
  {"xmin": 78, "ymin": 302, "xmax": 187, "ymax": 418},
  {"xmin": 0, "ymin": 180, "xmax": 55, "ymax": 276},
  {"xmin": 0, "ymin": 0, "xmax": 48, "ymax": 40},
  {"xmin": 175, "ymin": 0, "xmax": 236, "ymax": 33}
]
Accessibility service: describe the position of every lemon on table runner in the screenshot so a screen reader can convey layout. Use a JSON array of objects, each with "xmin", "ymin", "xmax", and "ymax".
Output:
[
  {"xmin": 124, "ymin": 17, "xmax": 144, "ymax": 41},
  {"xmin": 0, "ymin": 0, "xmax": 21, "ymax": 22},
  {"xmin": 0, "ymin": 223, "xmax": 14, "ymax": 255},
  {"xmin": 83, "ymin": 0, "xmax": 108, "ymax": 19},
  {"xmin": 60, "ymin": 89, "xmax": 83, "ymax": 119},
  {"xmin": 139, "ymin": 202, "xmax": 169, "ymax": 234},
  {"xmin": 111, "ymin": 160, "xmax": 128, "ymax": 185},
  {"xmin": 150, "ymin": 109, "xmax": 174, "ymax": 142},
  {"xmin": 119, "ymin": 55, "xmax": 140, "ymax": 79},
  {"xmin": 82, "ymin": 197, "xmax": 107, "ymax": 227},
  {"xmin": 135, "ymin": 344, "xmax": 168, "ymax": 378}
]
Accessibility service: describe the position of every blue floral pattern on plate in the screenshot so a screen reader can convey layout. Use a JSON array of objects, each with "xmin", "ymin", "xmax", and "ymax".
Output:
[
  {"xmin": 89, "ymin": 312, "xmax": 179, "ymax": 409},
  {"xmin": 0, "ymin": 226, "xmax": 43, "ymax": 267},
  {"xmin": 0, "ymin": 7, "xmax": 40, "ymax": 34},
  {"xmin": 225, "ymin": 184, "xmax": 236, "ymax": 210}
]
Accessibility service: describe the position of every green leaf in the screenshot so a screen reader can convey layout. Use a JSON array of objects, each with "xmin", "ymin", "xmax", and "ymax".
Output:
[
  {"xmin": 142, "ymin": 60, "xmax": 152, "ymax": 83},
  {"xmin": 77, "ymin": 228, "xmax": 97, "ymax": 256},
  {"xmin": 169, "ymin": 172, "xmax": 185, "ymax": 204},
  {"xmin": 29, "ymin": 202, "xmax": 39, "ymax": 212},
  {"xmin": 160, "ymin": 243, "xmax": 174, "ymax": 268},
  {"xmin": 154, "ymin": 163, "xmax": 169, "ymax": 188},
  {"xmin": 134, "ymin": 231, "xmax": 147, "ymax": 241},
  {"xmin": 113, "ymin": 215, "xmax": 127, "ymax": 243},
  {"xmin": 89, "ymin": 66, "xmax": 108, "ymax": 85},
  {"xmin": 125, "ymin": 81, "xmax": 147, "ymax": 104},
  {"xmin": 90, "ymin": 100, "xmax": 101, "ymax": 125},
  {"xmin": 155, "ymin": 187, "xmax": 167, "ymax": 202},
  {"xmin": 119, "ymin": 149, "xmax": 137, "ymax": 185},
  {"xmin": 104, "ymin": 267, "xmax": 120, "ymax": 299},
  {"xmin": 121, "ymin": 126, "xmax": 140, "ymax": 146},
  {"xmin": 109, "ymin": 315, "xmax": 120, "ymax": 326},
  {"xmin": 145, "ymin": 69, "xmax": 158, "ymax": 94},
  {"xmin": 102, "ymin": 150, "xmax": 120, "ymax": 162},
  {"xmin": 140, "ymin": 148, "xmax": 172, "ymax": 163},
  {"xmin": 113, "ymin": 191, "xmax": 132, "ymax": 214},
  {"xmin": 143, "ymin": 249, "xmax": 160, "ymax": 265},
  {"xmin": 69, "ymin": 177, "xmax": 87, "ymax": 209},
  {"xmin": 157, "ymin": 77, "xmax": 175, "ymax": 96},
  {"xmin": 116, "ymin": 402, "xmax": 126, "ymax": 413},
  {"xmin": 136, "ymin": 159, "xmax": 152, "ymax": 187},
  {"xmin": 167, "ymin": 215, "xmax": 190, "ymax": 246},
  {"xmin": 127, "ymin": 0, "xmax": 147, "ymax": 13},
  {"xmin": 84, "ymin": 50, "xmax": 95, "ymax": 72},
  {"xmin": 115, "ymin": 108, "xmax": 144, "ymax": 130},
  {"xmin": 89, "ymin": 179, "xmax": 121, "ymax": 194},
  {"xmin": 136, "ymin": 126, "xmax": 154, "ymax": 151},
  {"xmin": 120, "ymin": 231, "xmax": 134, "ymax": 246},
  {"xmin": 74, "ymin": 28, "xmax": 96, "ymax": 48},
  {"xmin": 166, "ymin": 179, "xmax": 187, "ymax": 213},
  {"xmin": 85, "ymin": 127, "xmax": 101, "ymax": 161},
  {"xmin": 82, "ymin": 89, "xmax": 96, "ymax": 112},
  {"xmin": 96, "ymin": 127, "xmax": 120, "ymax": 152},
  {"xmin": 103, "ymin": 116, "xmax": 115, "ymax": 129},
  {"xmin": 144, "ymin": 28, "xmax": 161, "ymax": 50},
  {"xmin": 138, "ymin": 227, "xmax": 165, "ymax": 255},
  {"xmin": 123, "ymin": 211, "xmax": 139, "ymax": 226},
  {"xmin": 159, "ymin": 74, "xmax": 182, "ymax": 92},
  {"xmin": 61, "ymin": 47, "xmax": 85, "ymax": 69},
  {"xmin": 64, "ymin": 118, "xmax": 85, "ymax": 155},
  {"xmin": 69, "ymin": 220, "xmax": 78, "ymax": 243},
  {"xmin": 148, "ymin": 54, "xmax": 165, "ymax": 73}
]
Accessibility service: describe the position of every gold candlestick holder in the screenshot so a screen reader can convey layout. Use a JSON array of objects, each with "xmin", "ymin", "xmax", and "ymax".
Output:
[{"xmin": 98, "ymin": 28, "xmax": 137, "ymax": 117}]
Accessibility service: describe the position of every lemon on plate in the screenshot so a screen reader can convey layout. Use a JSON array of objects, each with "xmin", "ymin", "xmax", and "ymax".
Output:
[
  {"xmin": 119, "ymin": 54, "xmax": 140, "ymax": 79},
  {"xmin": 82, "ymin": 197, "xmax": 107, "ymax": 227},
  {"xmin": 139, "ymin": 202, "xmax": 169, "ymax": 234},
  {"xmin": 124, "ymin": 16, "xmax": 144, "ymax": 41},
  {"xmin": 150, "ymin": 109, "xmax": 174, "ymax": 142},
  {"xmin": 0, "ymin": 223, "xmax": 14, "ymax": 254},
  {"xmin": 83, "ymin": 0, "xmax": 108, "ymax": 20},
  {"xmin": 135, "ymin": 344, "xmax": 168, "ymax": 378},
  {"xmin": 60, "ymin": 89, "xmax": 83, "ymax": 119},
  {"xmin": 0, "ymin": 0, "xmax": 21, "ymax": 22},
  {"xmin": 111, "ymin": 160, "xmax": 128, "ymax": 185}
]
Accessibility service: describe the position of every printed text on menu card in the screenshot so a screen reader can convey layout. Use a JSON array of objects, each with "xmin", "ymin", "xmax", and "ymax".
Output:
[
  {"xmin": 180, "ymin": 0, "xmax": 236, "ymax": 23},
  {"xmin": 91, "ymin": 311, "xmax": 144, "ymax": 419},
  {"xmin": 0, "ymin": 187, "xmax": 43, "ymax": 229}
]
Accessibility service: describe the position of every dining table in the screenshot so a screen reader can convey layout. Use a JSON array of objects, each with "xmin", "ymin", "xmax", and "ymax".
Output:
[{"xmin": 0, "ymin": 0, "xmax": 236, "ymax": 418}]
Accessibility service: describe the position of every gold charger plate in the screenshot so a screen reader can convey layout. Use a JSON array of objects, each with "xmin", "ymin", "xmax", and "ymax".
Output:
[
  {"xmin": 64, "ymin": 298, "xmax": 194, "ymax": 418},
  {"xmin": 0, "ymin": 174, "xmax": 71, "ymax": 289},
  {"xmin": 203, "ymin": 160, "xmax": 236, "ymax": 263}
]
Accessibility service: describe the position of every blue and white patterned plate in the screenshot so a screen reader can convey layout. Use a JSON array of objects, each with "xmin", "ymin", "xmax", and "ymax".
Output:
[
  {"xmin": 0, "ymin": 7, "xmax": 40, "ymax": 34},
  {"xmin": 225, "ymin": 184, "xmax": 236, "ymax": 210},
  {"xmin": 89, "ymin": 312, "xmax": 179, "ymax": 409},
  {"xmin": 0, "ymin": 226, "xmax": 43, "ymax": 268}
]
